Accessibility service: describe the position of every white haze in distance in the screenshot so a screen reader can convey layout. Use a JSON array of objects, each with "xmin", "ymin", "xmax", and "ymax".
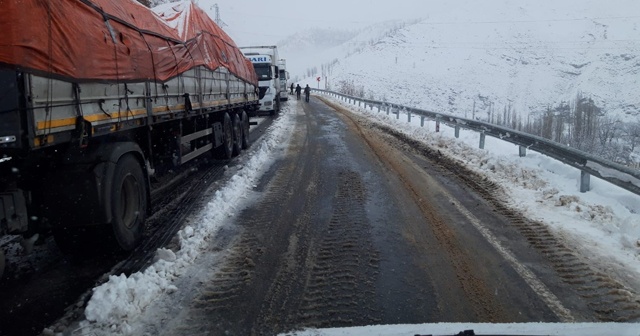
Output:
[{"xmin": 195, "ymin": 0, "xmax": 640, "ymax": 46}]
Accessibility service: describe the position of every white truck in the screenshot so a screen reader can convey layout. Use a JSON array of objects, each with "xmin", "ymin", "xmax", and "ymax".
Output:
[
  {"xmin": 277, "ymin": 59, "xmax": 289, "ymax": 101},
  {"xmin": 241, "ymin": 46, "xmax": 281, "ymax": 115}
]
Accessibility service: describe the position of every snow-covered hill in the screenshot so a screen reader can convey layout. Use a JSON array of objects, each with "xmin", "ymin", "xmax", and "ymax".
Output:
[
  {"xmin": 277, "ymin": 21, "xmax": 414, "ymax": 82},
  {"xmin": 319, "ymin": 18, "xmax": 640, "ymax": 123},
  {"xmin": 289, "ymin": 2, "xmax": 640, "ymax": 123}
]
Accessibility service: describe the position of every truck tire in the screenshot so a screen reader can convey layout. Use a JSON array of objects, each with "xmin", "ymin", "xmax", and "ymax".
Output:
[
  {"xmin": 214, "ymin": 112, "xmax": 233, "ymax": 160},
  {"xmin": 231, "ymin": 112, "xmax": 242, "ymax": 156},
  {"xmin": 241, "ymin": 110, "xmax": 250, "ymax": 150},
  {"xmin": 110, "ymin": 154, "xmax": 147, "ymax": 251},
  {"xmin": 0, "ymin": 248, "xmax": 5, "ymax": 279},
  {"xmin": 270, "ymin": 99, "xmax": 280, "ymax": 116}
]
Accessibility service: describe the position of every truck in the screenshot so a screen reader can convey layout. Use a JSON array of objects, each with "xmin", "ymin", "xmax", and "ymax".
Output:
[
  {"xmin": 0, "ymin": 0, "xmax": 259, "ymax": 278},
  {"xmin": 240, "ymin": 46, "xmax": 281, "ymax": 115},
  {"xmin": 277, "ymin": 59, "xmax": 289, "ymax": 101}
]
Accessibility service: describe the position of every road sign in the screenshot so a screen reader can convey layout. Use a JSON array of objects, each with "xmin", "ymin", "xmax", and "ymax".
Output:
[{"xmin": 316, "ymin": 77, "xmax": 321, "ymax": 82}]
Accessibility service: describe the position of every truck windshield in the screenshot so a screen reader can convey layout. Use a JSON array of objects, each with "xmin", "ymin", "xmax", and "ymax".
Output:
[{"xmin": 253, "ymin": 64, "xmax": 272, "ymax": 80}]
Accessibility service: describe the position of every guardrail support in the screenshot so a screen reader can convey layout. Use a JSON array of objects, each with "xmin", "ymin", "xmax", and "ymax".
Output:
[
  {"xmin": 519, "ymin": 146, "xmax": 527, "ymax": 157},
  {"xmin": 580, "ymin": 171, "xmax": 591, "ymax": 193},
  {"xmin": 313, "ymin": 89, "xmax": 640, "ymax": 198},
  {"xmin": 455, "ymin": 126, "xmax": 460, "ymax": 138},
  {"xmin": 396, "ymin": 109, "xmax": 400, "ymax": 119},
  {"xmin": 408, "ymin": 110, "xmax": 412, "ymax": 123}
]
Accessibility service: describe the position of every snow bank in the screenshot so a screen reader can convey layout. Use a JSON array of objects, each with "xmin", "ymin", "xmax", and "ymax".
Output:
[{"xmin": 74, "ymin": 103, "xmax": 297, "ymax": 334}]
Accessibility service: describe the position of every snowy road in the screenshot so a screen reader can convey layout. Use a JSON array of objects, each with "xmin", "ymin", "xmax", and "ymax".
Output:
[
  {"xmin": 111, "ymin": 97, "xmax": 640, "ymax": 335},
  {"xmin": 0, "ymin": 116, "xmax": 275, "ymax": 336}
]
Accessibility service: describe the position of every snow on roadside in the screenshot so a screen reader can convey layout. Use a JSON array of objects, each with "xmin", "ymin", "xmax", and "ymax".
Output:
[
  {"xmin": 66, "ymin": 103, "xmax": 297, "ymax": 335},
  {"xmin": 324, "ymin": 94, "xmax": 640, "ymax": 282}
]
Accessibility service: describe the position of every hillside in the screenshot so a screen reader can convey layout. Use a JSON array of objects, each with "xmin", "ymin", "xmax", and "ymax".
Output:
[
  {"xmin": 277, "ymin": 21, "xmax": 414, "ymax": 81},
  {"xmin": 294, "ymin": 13, "xmax": 640, "ymax": 124}
]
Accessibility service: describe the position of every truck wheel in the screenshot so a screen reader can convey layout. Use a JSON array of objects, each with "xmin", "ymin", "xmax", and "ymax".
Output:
[
  {"xmin": 270, "ymin": 99, "xmax": 280, "ymax": 116},
  {"xmin": 231, "ymin": 112, "xmax": 242, "ymax": 156},
  {"xmin": 214, "ymin": 112, "xmax": 233, "ymax": 160},
  {"xmin": 241, "ymin": 110, "xmax": 250, "ymax": 149},
  {"xmin": 110, "ymin": 154, "xmax": 147, "ymax": 251},
  {"xmin": 0, "ymin": 248, "xmax": 5, "ymax": 279}
]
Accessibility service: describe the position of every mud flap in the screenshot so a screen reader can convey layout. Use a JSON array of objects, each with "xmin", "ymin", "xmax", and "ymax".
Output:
[{"xmin": 0, "ymin": 190, "xmax": 28, "ymax": 234}]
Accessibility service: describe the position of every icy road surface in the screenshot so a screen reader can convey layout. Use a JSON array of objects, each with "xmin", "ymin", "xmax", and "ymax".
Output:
[{"xmin": 69, "ymin": 97, "xmax": 640, "ymax": 335}]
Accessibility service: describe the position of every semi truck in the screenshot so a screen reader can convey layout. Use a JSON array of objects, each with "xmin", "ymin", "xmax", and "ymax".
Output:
[
  {"xmin": 241, "ymin": 46, "xmax": 281, "ymax": 115},
  {"xmin": 277, "ymin": 59, "xmax": 289, "ymax": 101},
  {"xmin": 0, "ymin": 0, "xmax": 259, "ymax": 278}
]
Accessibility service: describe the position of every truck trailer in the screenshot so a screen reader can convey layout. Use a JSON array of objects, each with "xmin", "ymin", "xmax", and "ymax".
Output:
[
  {"xmin": 277, "ymin": 59, "xmax": 289, "ymax": 101},
  {"xmin": 0, "ymin": 0, "xmax": 259, "ymax": 278},
  {"xmin": 241, "ymin": 46, "xmax": 281, "ymax": 115}
]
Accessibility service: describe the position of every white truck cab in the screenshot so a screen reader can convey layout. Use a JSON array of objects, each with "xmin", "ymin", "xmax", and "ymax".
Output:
[{"xmin": 242, "ymin": 46, "xmax": 281, "ymax": 115}]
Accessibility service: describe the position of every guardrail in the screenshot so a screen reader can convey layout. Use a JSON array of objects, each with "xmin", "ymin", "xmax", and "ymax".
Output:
[{"xmin": 313, "ymin": 88, "xmax": 640, "ymax": 197}]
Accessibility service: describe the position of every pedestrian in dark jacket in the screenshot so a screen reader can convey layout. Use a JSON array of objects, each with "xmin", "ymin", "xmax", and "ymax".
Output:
[
  {"xmin": 290, "ymin": 83, "xmax": 294, "ymax": 94},
  {"xmin": 295, "ymin": 84, "xmax": 302, "ymax": 100},
  {"xmin": 303, "ymin": 85, "xmax": 311, "ymax": 102}
]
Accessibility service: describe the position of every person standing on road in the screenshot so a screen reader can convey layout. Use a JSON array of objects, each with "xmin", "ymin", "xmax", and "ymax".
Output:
[
  {"xmin": 304, "ymin": 84, "xmax": 311, "ymax": 102},
  {"xmin": 295, "ymin": 84, "xmax": 302, "ymax": 100},
  {"xmin": 290, "ymin": 83, "xmax": 294, "ymax": 95}
]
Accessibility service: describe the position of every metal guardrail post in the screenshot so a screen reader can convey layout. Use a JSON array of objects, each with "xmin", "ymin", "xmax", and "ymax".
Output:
[
  {"xmin": 580, "ymin": 171, "xmax": 591, "ymax": 192},
  {"xmin": 455, "ymin": 126, "xmax": 460, "ymax": 138},
  {"xmin": 377, "ymin": 105, "xmax": 381, "ymax": 112},
  {"xmin": 436, "ymin": 120, "xmax": 440, "ymax": 132},
  {"xmin": 519, "ymin": 146, "xmax": 527, "ymax": 157},
  {"xmin": 479, "ymin": 133, "xmax": 486, "ymax": 149},
  {"xmin": 396, "ymin": 108, "xmax": 400, "ymax": 119},
  {"xmin": 421, "ymin": 116, "xmax": 425, "ymax": 127},
  {"xmin": 386, "ymin": 106, "xmax": 390, "ymax": 115},
  {"xmin": 408, "ymin": 110, "xmax": 412, "ymax": 123}
]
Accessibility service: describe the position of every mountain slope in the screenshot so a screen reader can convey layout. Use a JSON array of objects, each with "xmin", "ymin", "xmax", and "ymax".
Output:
[{"xmin": 320, "ymin": 15, "xmax": 640, "ymax": 123}]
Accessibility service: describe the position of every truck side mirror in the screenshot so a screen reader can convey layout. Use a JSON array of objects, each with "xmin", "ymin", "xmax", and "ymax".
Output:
[{"xmin": 274, "ymin": 66, "xmax": 279, "ymax": 78}]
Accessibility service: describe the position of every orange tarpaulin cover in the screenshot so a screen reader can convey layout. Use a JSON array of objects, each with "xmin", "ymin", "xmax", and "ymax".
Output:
[{"xmin": 0, "ymin": 0, "xmax": 257, "ymax": 85}]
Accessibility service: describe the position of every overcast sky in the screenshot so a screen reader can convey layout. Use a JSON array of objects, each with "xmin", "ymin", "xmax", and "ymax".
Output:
[
  {"xmin": 200, "ymin": 0, "xmax": 640, "ymax": 44},
  {"xmin": 202, "ymin": 0, "xmax": 431, "ymax": 45},
  {"xmin": 191, "ymin": 0, "xmax": 640, "ymax": 47}
]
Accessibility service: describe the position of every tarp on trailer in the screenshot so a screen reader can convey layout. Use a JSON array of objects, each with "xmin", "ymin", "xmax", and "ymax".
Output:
[
  {"xmin": 0, "ymin": 0, "xmax": 257, "ymax": 85},
  {"xmin": 152, "ymin": 1, "xmax": 257, "ymax": 86}
]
